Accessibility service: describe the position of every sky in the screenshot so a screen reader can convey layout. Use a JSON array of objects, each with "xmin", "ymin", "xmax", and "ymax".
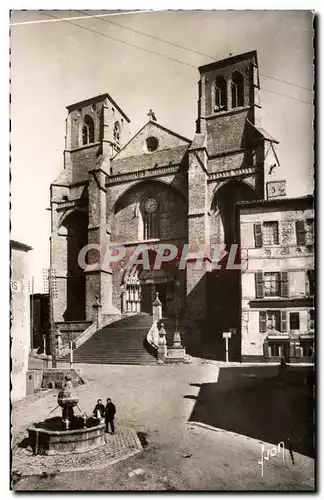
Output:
[{"xmin": 10, "ymin": 10, "xmax": 314, "ymax": 292}]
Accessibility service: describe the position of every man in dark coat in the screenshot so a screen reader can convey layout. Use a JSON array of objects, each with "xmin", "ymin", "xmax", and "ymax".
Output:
[
  {"xmin": 93, "ymin": 399, "xmax": 105, "ymax": 419},
  {"xmin": 105, "ymin": 398, "xmax": 116, "ymax": 434}
]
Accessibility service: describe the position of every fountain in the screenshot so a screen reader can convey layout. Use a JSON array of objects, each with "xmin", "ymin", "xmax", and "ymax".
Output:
[{"xmin": 27, "ymin": 375, "xmax": 105, "ymax": 455}]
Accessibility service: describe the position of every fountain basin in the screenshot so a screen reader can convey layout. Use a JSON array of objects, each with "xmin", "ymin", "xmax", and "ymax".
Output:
[{"xmin": 27, "ymin": 416, "xmax": 106, "ymax": 455}]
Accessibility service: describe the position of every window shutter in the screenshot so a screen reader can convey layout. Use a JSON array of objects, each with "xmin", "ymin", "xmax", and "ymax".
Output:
[
  {"xmin": 296, "ymin": 220, "xmax": 305, "ymax": 245},
  {"xmin": 263, "ymin": 340, "xmax": 269, "ymax": 357},
  {"xmin": 280, "ymin": 311, "xmax": 288, "ymax": 332},
  {"xmin": 254, "ymin": 223, "xmax": 263, "ymax": 248},
  {"xmin": 255, "ymin": 271, "xmax": 264, "ymax": 298},
  {"xmin": 259, "ymin": 311, "xmax": 267, "ymax": 332},
  {"xmin": 280, "ymin": 272, "xmax": 289, "ymax": 297}
]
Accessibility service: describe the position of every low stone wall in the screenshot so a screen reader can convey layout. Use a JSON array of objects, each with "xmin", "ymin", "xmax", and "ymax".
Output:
[
  {"xmin": 42, "ymin": 368, "xmax": 84, "ymax": 389},
  {"xmin": 56, "ymin": 321, "xmax": 92, "ymax": 345}
]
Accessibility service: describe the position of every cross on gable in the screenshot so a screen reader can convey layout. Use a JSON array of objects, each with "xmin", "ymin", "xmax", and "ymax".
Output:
[{"xmin": 147, "ymin": 109, "xmax": 157, "ymax": 121}]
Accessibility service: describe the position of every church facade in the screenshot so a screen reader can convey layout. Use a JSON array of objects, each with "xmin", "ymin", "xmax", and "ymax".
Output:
[{"xmin": 50, "ymin": 50, "xmax": 283, "ymax": 359}]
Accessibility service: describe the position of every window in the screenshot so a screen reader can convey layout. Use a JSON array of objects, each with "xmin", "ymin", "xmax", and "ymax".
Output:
[
  {"xmin": 264, "ymin": 272, "xmax": 280, "ymax": 297},
  {"xmin": 143, "ymin": 197, "xmax": 159, "ymax": 239},
  {"xmin": 266, "ymin": 310, "xmax": 280, "ymax": 330},
  {"xmin": 289, "ymin": 312, "xmax": 300, "ymax": 330},
  {"xmin": 82, "ymin": 115, "xmax": 95, "ymax": 145},
  {"xmin": 146, "ymin": 136, "xmax": 159, "ymax": 152},
  {"xmin": 300, "ymin": 341, "xmax": 314, "ymax": 358},
  {"xmin": 255, "ymin": 271, "xmax": 289, "ymax": 298},
  {"xmin": 263, "ymin": 222, "xmax": 279, "ymax": 245},
  {"xmin": 254, "ymin": 222, "xmax": 279, "ymax": 247},
  {"xmin": 113, "ymin": 121, "xmax": 121, "ymax": 143},
  {"xmin": 296, "ymin": 218, "xmax": 314, "ymax": 246},
  {"xmin": 269, "ymin": 342, "xmax": 288, "ymax": 358},
  {"xmin": 259, "ymin": 310, "xmax": 287, "ymax": 333},
  {"xmin": 215, "ymin": 76, "xmax": 227, "ymax": 110},
  {"xmin": 308, "ymin": 309, "xmax": 315, "ymax": 331},
  {"xmin": 231, "ymin": 71, "xmax": 244, "ymax": 108},
  {"xmin": 306, "ymin": 270, "xmax": 315, "ymax": 296},
  {"xmin": 305, "ymin": 219, "xmax": 314, "ymax": 245},
  {"xmin": 269, "ymin": 343, "xmax": 281, "ymax": 357}
]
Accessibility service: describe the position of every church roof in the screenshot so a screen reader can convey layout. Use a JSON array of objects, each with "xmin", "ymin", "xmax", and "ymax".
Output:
[
  {"xmin": 112, "ymin": 120, "xmax": 191, "ymax": 160},
  {"xmin": 66, "ymin": 93, "xmax": 131, "ymax": 123},
  {"xmin": 246, "ymin": 119, "xmax": 279, "ymax": 144},
  {"xmin": 198, "ymin": 50, "xmax": 258, "ymax": 73},
  {"xmin": 189, "ymin": 133, "xmax": 207, "ymax": 151}
]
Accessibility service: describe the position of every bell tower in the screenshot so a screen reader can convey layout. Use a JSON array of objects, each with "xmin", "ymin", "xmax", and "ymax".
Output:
[{"xmin": 196, "ymin": 50, "xmax": 262, "ymax": 158}]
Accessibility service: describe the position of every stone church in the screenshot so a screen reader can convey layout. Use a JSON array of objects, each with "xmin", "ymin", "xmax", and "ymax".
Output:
[{"xmin": 51, "ymin": 50, "xmax": 281, "ymax": 358}]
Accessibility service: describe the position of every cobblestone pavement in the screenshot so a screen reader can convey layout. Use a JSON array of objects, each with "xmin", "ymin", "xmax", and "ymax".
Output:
[
  {"xmin": 12, "ymin": 427, "xmax": 142, "ymax": 475},
  {"xmin": 13, "ymin": 362, "xmax": 315, "ymax": 491}
]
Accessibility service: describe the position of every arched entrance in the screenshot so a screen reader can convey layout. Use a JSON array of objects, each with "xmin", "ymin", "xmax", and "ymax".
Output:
[
  {"xmin": 122, "ymin": 250, "xmax": 176, "ymax": 315},
  {"xmin": 61, "ymin": 211, "xmax": 88, "ymax": 321},
  {"xmin": 207, "ymin": 180, "xmax": 257, "ymax": 360},
  {"xmin": 212, "ymin": 180, "xmax": 256, "ymax": 248}
]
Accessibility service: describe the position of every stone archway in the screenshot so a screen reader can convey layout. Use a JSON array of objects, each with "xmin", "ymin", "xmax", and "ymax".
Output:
[
  {"xmin": 61, "ymin": 211, "xmax": 88, "ymax": 321},
  {"xmin": 212, "ymin": 180, "xmax": 256, "ymax": 248}
]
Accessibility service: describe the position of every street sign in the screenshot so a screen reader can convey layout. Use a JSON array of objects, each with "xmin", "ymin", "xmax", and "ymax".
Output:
[{"xmin": 223, "ymin": 331, "xmax": 232, "ymax": 339}]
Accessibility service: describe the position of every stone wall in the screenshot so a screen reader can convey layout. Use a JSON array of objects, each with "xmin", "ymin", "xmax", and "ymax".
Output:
[
  {"xmin": 42, "ymin": 368, "xmax": 84, "ymax": 389},
  {"xmin": 11, "ymin": 242, "xmax": 32, "ymax": 402}
]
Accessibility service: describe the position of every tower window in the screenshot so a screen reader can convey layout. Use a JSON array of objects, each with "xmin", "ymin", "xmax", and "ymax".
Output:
[
  {"xmin": 215, "ymin": 76, "xmax": 227, "ymax": 110},
  {"xmin": 113, "ymin": 121, "xmax": 121, "ymax": 143},
  {"xmin": 231, "ymin": 71, "xmax": 244, "ymax": 108},
  {"xmin": 143, "ymin": 198, "xmax": 159, "ymax": 239},
  {"xmin": 82, "ymin": 115, "xmax": 95, "ymax": 145}
]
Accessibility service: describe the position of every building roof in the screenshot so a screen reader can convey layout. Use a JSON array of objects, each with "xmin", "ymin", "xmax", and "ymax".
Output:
[
  {"xmin": 246, "ymin": 119, "xmax": 279, "ymax": 144},
  {"xmin": 112, "ymin": 120, "xmax": 191, "ymax": 161},
  {"xmin": 198, "ymin": 50, "xmax": 258, "ymax": 74},
  {"xmin": 66, "ymin": 93, "xmax": 130, "ymax": 123},
  {"xmin": 189, "ymin": 133, "xmax": 207, "ymax": 151},
  {"xmin": 237, "ymin": 195, "xmax": 314, "ymax": 210},
  {"xmin": 11, "ymin": 240, "xmax": 33, "ymax": 252}
]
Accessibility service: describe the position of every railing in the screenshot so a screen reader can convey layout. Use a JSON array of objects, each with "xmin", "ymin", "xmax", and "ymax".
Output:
[
  {"xmin": 145, "ymin": 320, "xmax": 159, "ymax": 359},
  {"xmin": 58, "ymin": 322, "xmax": 97, "ymax": 358}
]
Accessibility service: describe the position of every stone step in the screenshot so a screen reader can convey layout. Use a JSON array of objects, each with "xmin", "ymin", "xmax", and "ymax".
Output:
[{"xmin": 60, "ymin": 314, "xmax": 157, "ymax": 365}]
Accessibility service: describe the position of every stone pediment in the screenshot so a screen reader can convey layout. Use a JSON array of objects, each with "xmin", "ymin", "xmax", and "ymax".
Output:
[{"xmin": 111, "ymin": 121, "xmax": 190, "ymax": 175}]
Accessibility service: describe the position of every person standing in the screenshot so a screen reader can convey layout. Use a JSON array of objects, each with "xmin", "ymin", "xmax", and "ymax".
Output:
[
  {"xmin": 105, "ymin": 398, "xmax": 116, "ymax": 434},
  {"xmin": 93, "ymin": 399, "xmax": 105, "ymax": 420}
]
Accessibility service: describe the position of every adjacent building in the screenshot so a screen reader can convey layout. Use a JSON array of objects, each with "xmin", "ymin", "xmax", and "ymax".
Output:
[
  {"xmin": 11, "ymin": 240, "xmax": 32, "ymax": 401},
  {"xmin": 238, "ymin": 196, "xmax": 314, "ymax": 362}
]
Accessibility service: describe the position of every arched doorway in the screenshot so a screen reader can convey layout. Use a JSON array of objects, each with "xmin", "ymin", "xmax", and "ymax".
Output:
[
  {"xmin": 62, "ymin": 211, "xmax": 88, "ymax": 321},
  {"xmin": 207, "ymin": 180, "xmax": 257, "ymax": 360},
  {"xmin": 213, "ymin": 180, "xmax": 256, "ymax": 248},
  {"xmin": 122, "ymin": 250, "xmax": 176, "ymax": 315}
]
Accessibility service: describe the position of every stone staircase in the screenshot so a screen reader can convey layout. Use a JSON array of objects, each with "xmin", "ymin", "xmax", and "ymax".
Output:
[{"xmin": 60, "ymin": 314, "xmax": 156, "ymax": 365}]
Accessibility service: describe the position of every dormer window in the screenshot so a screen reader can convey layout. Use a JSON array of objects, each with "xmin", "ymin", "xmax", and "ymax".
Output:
[
  {"xmin": 231, "ymin": 71, "xmax": 244, "ymax": 108},
  {"xmin": 82, "ymin": 115, "xmax": 95, "ymax": 145},
  {"xmin": 215, "ymin": 76, "xmax": 227, "ymax": 110}
]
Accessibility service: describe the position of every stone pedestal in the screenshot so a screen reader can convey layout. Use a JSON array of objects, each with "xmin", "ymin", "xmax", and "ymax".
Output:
[
  {"xmin": 167, "ymin": 329, "xmax": 186, "ymax": 363},
  {"xmin": 157, "ymin": 323, "xmax": 167, "ymax": 362},
  {"xmin": 166, "ymin": 347, "xmax": 187, "ymax": 362},
  {"xmin": 152, "ymin": 293, "xmax": 162, "ymax": 322},
  {"xmin": 93, "ymin": 296, "xmax": 103, "ymax": 330}
]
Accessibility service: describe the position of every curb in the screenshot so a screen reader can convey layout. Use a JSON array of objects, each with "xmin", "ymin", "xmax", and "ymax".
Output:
[{"xmin": 12, "ymin": 428, "xmax": 143, "ymax": 478}]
